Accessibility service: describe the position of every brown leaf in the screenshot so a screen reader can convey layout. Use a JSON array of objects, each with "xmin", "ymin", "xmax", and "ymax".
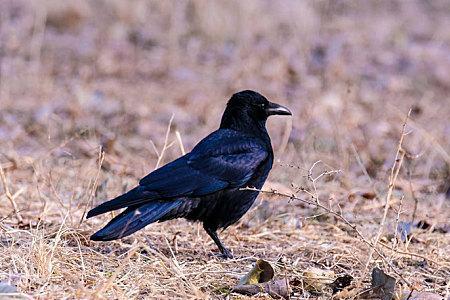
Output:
[
  {"xmin": 302, "ymin": 267, "xmax": 336, "ymax": 293},
  {"xmin": 361, "ymin": 191, "xmax": 377, "ymax": 199},
  {"xmin": 371, "ymin": 267, "xmax": 396, "ymax": 300},
  {"xmin": 232, "ymin": 279, "xmax": 290, "ymax": 299},
  {"xmin": 239, "ymin": 259, "xmax": 274, "ymax": 285}
]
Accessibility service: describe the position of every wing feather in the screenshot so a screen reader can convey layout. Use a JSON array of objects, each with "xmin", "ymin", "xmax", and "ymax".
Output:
[{"xmin": 90, "ymin": 129, "xmax": 268, "ymax": 215}]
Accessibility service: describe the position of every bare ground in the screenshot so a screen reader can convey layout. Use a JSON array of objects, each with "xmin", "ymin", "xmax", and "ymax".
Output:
[{"xmin": 0, "ymin": 1, "xmax": 449, "ymax": 299}]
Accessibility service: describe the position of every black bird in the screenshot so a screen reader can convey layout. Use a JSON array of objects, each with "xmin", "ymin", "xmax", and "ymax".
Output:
[{"xmin": 87, "ymin": 90, "xmax": 291, "ymax": 258}]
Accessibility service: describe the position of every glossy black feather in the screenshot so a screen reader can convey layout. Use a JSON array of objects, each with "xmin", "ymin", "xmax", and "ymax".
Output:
[
  {"xmin": 87, "ymin": 130, "xmax": 267, "ymax": 218},
  {"xmin": 90, "ymin": 200, "xmax": 185, "ymax": 241},
  {"xmin": 87, "ymin": 90, "xmax": 291, "ymax": 258}
]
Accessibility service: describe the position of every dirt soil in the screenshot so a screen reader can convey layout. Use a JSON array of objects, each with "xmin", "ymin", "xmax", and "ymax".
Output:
[{"xmin": 0, "ymin": 1, "xmax": 449, "ymax": 299}]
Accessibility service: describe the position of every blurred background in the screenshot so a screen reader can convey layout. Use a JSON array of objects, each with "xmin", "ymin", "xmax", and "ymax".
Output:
[
  {"xmin": 0, "ymin": 1, "xmax": 449, "ymax": 297},
  {"xmin": 1, "ymin": 0, "xmax": 449, "ymax": 203}
]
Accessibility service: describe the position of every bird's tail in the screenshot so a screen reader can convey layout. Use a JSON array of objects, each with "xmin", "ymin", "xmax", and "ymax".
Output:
[
  {"xmin": 86, "ymin": 186, "xmax": 158, "ymax": 219},
  {"xmin": 90, "ymin": 199, "xmax": 183, "ymax": 241}
]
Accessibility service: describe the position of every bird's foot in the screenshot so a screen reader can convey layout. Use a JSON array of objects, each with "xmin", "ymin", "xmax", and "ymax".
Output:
[
  {"xmin": 220, "ymin": 247, "xmax": 234, "ymax": 259},
  {"xmin": 209, "ymin": 248, "xmax": 234, "ymax": 259},
  {"xmin": 203, "ymin": 226, "xmax": 234, "ymax": 259}
]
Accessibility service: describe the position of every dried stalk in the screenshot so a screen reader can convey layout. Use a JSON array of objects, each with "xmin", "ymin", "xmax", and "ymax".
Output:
[
  {"xmin": 0, "ymin": 163, "xmax": 23, "ymax": 223},
  {"xmin": 243, "ymin": 186, "xmax": 412, "ymax": 287},
  {"xmin": 361, "ymin": 109, "xmax": 411, "ymax": 280},
  {"xmin": 80, "ymin": 148, "xmax": 105, "ymax": 224}
]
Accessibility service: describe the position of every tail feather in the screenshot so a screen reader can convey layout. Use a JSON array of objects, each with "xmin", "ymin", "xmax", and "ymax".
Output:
[
  {"xmin": 86, "ymin": 186, "xmax": 158, "ymax": 219},
  {"xmin": 90, "ymin": 200, "xmax": 183, "ymax": 241}
]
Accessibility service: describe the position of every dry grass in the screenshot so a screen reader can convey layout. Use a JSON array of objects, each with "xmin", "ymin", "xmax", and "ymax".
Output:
[{"xmin": 1, "ymin": 1, "xmax": 449, "ymax": 299}]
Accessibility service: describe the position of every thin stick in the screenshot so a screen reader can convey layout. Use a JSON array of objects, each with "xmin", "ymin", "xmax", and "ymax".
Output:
[
  {"xmin": 378, "ymin": 242, "xmax": 447, "ymax": 268},
  {"xmin": 155, "ymin": 114, "xmax": 175, "ymax": 169},
  {"xmin": 80, "ymin": 148, "xmax": 105, "ymax": 224},
  {"xmin": 305, "ymin": 160, "xmax": 341, "ymax": 202},
  {"xmin": 175, "ymin": 130, "xmax": 186, "ymax": 155},
  {"xmin": 361, "ymin": 108, "xmax": 411, "ymax": 280},
  {"xmin": 276, "ymin": 117, "xmax": 292, "ymax": 154},
  {"xmin": 406, "ymin": 158, "xmax": 419, "ymax": 222},
  {"xmin": 389, "ymin": 195, "xmax": 404, "ymax": 265},
  {"xmin": 45, "ymin": 212, "xmax": 70, "ymax": 284},
  {"xmin": 0, "ymin": 163, "xmax": 23, "ymax": 223},
  {"xmin": 93, "ymin": 243, "xmax": 138, "ymax": 297},
  {"xmin": 243, "ymin": 186, "xmax": 412, "ymax": 287},
  {"xmin": 351, "ymin": 143, "xmax": 373, "ymax": 185}
]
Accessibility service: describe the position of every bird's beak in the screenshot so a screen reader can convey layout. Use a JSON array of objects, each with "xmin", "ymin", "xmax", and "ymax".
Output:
[{"xmin": 266, "ymin": 101, "xmax": 292, "ymax": 116}]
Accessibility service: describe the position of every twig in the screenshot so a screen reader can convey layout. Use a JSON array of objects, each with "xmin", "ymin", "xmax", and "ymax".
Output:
[
  {"xmin": 45, "ymin": 212, "xmax": 70, "ymax": 284},
  {"xmin": 93, "ymin": 243, "xmax": 138, "ymax": 297},
  {"xmin": 351, "ymin": 143, "xmax": 373, "ymax": 185},
  {"xmin": 242, "ymin": 186, "xmax": 412, "ymax": 287},
  {"xmin": 80, "ymin": 148, "xmax": 105, "ymax": 224},
  {"xmin": 278, "ymin": 162, "xmax": 308, "ymax": 172},
  {"xmin": 361, "ymin": 108, "xmax": 411, "ymax": 280},
  {"xmin": 304, "ymin": 160, "xmax": 341, "ymax": 203},
  {"xmin": 0, "ymin": 163, "xmax": 23, "ymax": 223},
  {"xmin": 378, "ymin": 242, "xmax": 447, "ymax": 268},
  {"xmin": 405, "ymin": 155, "xmax": 419, "ymax": 223},
  {"xmin": 276, "ymin": 117, "xmax": 292, "ymax": 154},
  {"xmin": 175, "ymin": 130, "xmax": 186, "ymax": 155},
  {"xmin": 389, "ymin": 195, "xmax": 404, "ymax": 265},
  {"xmin": 155, "ymin": 114, "xmax": 175, "ymax": 169}
]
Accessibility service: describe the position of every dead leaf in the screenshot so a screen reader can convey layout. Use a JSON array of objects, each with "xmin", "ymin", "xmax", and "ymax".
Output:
[
  {"xmin": 232, "ymin": 279, "xmax": 290, "ymax": 299},
  {"xmin": 330, "ymin": 274, "xmax": 353, "ymax": 294},
  {"xmin": 239, "ymin": 259, "xmax": 274, "ymax": 285},
  {"xmin": 371, "ymin": 267, "xmax": 396, "ymax": 300},
  {"xmin": 361, "ymin": 191, "xmax": 377, "ymax": 199},
  {"xmin": 233, "ymin": 260, "xmax": 289, "ymax": 299},
  {"xmin": 348, "ymin": 190, "xmax": 377, "ymax": 202},
  {"xmin": 302, "ymin": 267, "xmax": 336, "ymax": 293},
  {"xmin": 399, "ymin": 290, "xmax": 444, "ymax": 300}
]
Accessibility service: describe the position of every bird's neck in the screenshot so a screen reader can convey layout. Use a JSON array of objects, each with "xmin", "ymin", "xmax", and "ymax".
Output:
[{"xmin": 220, "ymin": 115, "xmax": 271, "ymax": 144}]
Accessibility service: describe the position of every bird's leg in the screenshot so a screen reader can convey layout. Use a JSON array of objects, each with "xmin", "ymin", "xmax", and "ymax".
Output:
[{"xmin": 204, "ymin": 225, "xmax": 233, "ymax": 259}]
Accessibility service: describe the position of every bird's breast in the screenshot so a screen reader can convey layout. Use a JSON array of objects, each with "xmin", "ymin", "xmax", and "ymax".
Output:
[{"xmin": 186, "ymin": 154, "xmax": 273, "ymax": 229}]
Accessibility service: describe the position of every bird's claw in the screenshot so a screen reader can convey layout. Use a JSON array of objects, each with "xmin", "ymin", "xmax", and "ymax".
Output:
[
  {"xmin": 220, "ymin": 248, "xmax": 233, "ymax": 259},
  {"xmin": 209, "ymin": 248, "xmax": 233, "ymax": 259}
]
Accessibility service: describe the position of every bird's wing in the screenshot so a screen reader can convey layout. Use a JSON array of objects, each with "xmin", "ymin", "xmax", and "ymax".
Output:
[
  {"xmin": 140, "ymin": 129, "xmax": 268, "ymax": 197},
  {"xmin": 87, "ymin": 130, "xmax": 268, "ymax": 218},
  {"xmin": 187, "ymin": 135, "xmax": 268, "ymax": 189},
  {"xmin": 137, "ymin": 155, "xmax": 229, "ymax": 198}
]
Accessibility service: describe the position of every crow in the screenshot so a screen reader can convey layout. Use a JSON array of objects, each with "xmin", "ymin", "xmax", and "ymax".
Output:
[{"xmin": 87, "ymin": 90, "xmax": 291, "ymax": 258}]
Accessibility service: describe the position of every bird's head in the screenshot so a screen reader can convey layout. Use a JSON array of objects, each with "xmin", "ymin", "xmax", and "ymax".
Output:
[{"xmin": 220, "ymin": 90, "xmax": 292, "ymax": 133}]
